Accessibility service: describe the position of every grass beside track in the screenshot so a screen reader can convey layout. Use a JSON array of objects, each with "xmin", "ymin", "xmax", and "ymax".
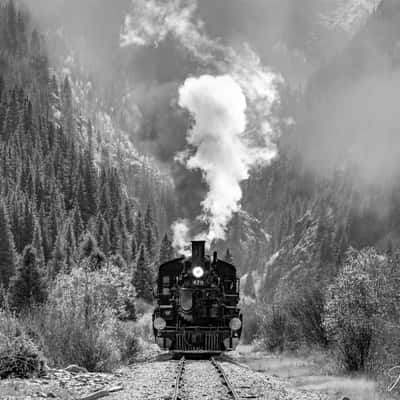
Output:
[{"xmin": 233, "ymin": 345, "xmax": 398, "ymax": 400}]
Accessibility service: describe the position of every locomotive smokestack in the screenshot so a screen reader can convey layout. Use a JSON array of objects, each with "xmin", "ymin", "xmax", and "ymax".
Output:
[{"xmin": 192, "ymin": 241, "xmax": 205, "ymax": 266}]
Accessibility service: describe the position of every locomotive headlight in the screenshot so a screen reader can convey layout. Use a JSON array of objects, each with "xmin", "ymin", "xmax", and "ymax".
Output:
[
  {"xmin": 192, "ymin": 266, "xmax": 204, "ymax": 278},
  {"xmin": 154, "ymin": 317, "xmax": 166, "ymax": 330},
  {"xmin": 229, "ymin": 317, "xmax": 242, "ymax": 331}
]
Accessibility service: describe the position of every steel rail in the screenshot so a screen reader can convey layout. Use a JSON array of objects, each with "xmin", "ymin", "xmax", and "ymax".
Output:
[
  {"xmin": 210, "ymin": 357, "xmax": 241, "ymax": 400},
  {"xmin": 171, "ymin": 356, "xmax": 185, "ymax": 400}
]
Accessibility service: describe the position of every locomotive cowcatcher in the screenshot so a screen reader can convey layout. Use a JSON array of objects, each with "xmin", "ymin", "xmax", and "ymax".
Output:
[{"xmin": 152, "ymin": 241, "xmax": 242, "ymax": 353}]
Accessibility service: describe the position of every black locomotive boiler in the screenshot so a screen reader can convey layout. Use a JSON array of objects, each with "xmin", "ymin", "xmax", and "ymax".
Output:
[{"xmin": 152, "ymin": 241, "xmax": 242, "ymax": 353}]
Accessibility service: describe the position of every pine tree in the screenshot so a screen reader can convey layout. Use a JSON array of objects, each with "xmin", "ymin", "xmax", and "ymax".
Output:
[
  {"xmin": 83, "ymin": 121, "xmax": 98, "ymax": 219},
  {"xmin": 124, "ymin": 201, "xmax": 134, "ymax": 234},
  {"xmin": 96, "ymin": 213, "xmax": 111, "ymax": 255},
  {"xmin": 135, "ymin": 211, "xmax": 144, "ymax": 247},
  {"xmin": 145, "ymin": 224, "xmax": 156, "ymax": 261},
  {"xmin": 116, "ymin": 209, "xmax": 130, "ymax": 261},
  {"xmin": 39, "ymin": 206, "xmax": 51, "ymax": 262},
  {"xmin": 99, "ymin": 183, "xmax": 111, "ymax": 222},
  {"xmin": 72, "ymin": 205, "xmax": 84, "ymax": 243},
  {"xmin": 61, "ymin": 76, "xmax": 73, "ymax": 135},
  {"xmin": 77, "ymin": 177, "xmax": 90, "ymax": 224},
  {"xmin": 159, "ymin": 233, "xmax": 174, "ymax": 264},
  {"xmin": 5, "ymin": 89, "xmax": 18, "ymax": 140},
  {"xmin": 0, "ymin": 200, "xmax": 17, "ymax": 289},
  {"xmin": 131, "ymin": 235, "xmax": 137, "ymax": 263},
  {"xmin": 64, "ymin": 219, "xmax": 77, "ymax": 272},
  {"xmin": 32, "ymin": 220, "xmax": 45, "ymax": 271},
  {"xmin": 133, "ymin": 244, "xmax": 153, "ymax": 303},
  {"xmin": 145, "ymin": 203, "xmax": 158, "ymax": 240},
  {"xmin": 110, "ymin": 217, "xmax": 122, "ymax": 255},
  {"xmin": 121, "ymin": 233, "xmax": 131, "ymax": 264},
  {"xmin": 20, "ymin": 197, "xmax": 34, "ymax": 252},
  {"xmin": 9, "ymin": 245, "xmax": 47, "ymax": 312},
  {"xmin": 48, "ymin": 205, "xmax": 58, "ymax": 251},
  {"xmin": 49, "ymin": 233, "xmax": 66, "ymax": 280},
  {"xmin": 109, "ymin": 169, "xmax": 122, "ymax": 217}
]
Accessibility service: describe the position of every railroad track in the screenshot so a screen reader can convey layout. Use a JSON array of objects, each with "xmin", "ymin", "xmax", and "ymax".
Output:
[
  {"xmin": 171, "ymin": 356, "xmax": 186, "ymax": 400},
  {"xmin": 171, "ymin": 356, "xmax": 241, "ymax": 400}
]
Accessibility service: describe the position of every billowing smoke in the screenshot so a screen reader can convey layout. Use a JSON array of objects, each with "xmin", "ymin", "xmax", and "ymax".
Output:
[
  {"xmin": 176, "ymin": 75, "xmax": 249, "ymax": 244},
  {"xmin": 171, "ymin": 219, "xmax": 191, "ymax": 255},
  {"xmin": 171, "ymin": 218, "xmax": 191, "ymax": 256},
  {"xmin": 173, "ymin": 73, "xmax": 279, "ymax": 251},
  {"xmin": 121, "ymin": 0, "xmax": 281, "ymax": 252}
]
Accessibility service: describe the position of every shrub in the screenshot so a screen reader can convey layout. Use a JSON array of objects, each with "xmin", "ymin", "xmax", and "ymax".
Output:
[
  {"xmin": 284, "ymin": 285, "xmax": 328, "ymax": 347},
  {"xmin": 240, "ymin": 300, "xmax": 259, "ymax": 344},
  {"xmin": 257, "ymin": 304, "xmax": 288, "ymax": 352},
  {"xmin": 323, "ymin": 249, "xmax": 381, "ymax": 372},
  {"xmin": 24, "ymin": 267, "xmax": 137, "ymax": 371},
  {"xmin": 256, "ymin": 281, "xmax": 327, "ymax": 351},
  {"xmin": 0, "ymin": 309, "xmax": 45, "ymax": 378},
  {"xmin": 367, "ymin": 252, "xmax": 400, "ymax": 384},
  {"xmin": 115, "ymin": 322, "xmax": 139, "ymax": 363}
]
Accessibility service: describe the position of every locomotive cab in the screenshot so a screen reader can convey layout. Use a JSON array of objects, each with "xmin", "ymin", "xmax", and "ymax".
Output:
[{"xmin": 152, "ymin": 241, "xmax": 242, "ymax": 353}]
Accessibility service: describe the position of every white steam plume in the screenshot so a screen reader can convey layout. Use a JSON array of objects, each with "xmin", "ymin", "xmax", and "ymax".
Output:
[
  {"xmin": 171, "ymin": 219, "xmax": 191, "ymax": 256},
  {"xmin": 121, "ymin": 0, "xmax": 281, "ymax": 251},
  {"xmin": 177, "ymin": 75, "xmax": 249, "ymax": 243}
]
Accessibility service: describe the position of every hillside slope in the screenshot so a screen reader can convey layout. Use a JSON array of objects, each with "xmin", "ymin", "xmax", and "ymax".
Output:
[{"xmin": 243, "ymin": 0, "xmax": 400, "ymax": 301}]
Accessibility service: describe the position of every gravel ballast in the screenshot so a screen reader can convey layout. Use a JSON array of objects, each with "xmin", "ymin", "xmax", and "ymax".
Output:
[{"xmin": 0, "ymin": 358, "xmax": 329, "ymax": 400}]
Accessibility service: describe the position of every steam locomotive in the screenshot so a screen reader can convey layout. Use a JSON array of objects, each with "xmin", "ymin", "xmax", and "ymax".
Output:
[{"xmin": 152, "ymin": 241, "xmax": 242, "ymax": 353}]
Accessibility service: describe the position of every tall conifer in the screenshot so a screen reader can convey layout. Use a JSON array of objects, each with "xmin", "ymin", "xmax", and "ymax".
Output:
[
  {"xmin": 135, "ymin": 211, "xmax": 144, "ymax": 247},
  {"xmin": 9, "ymin": 246, "xmax": 47, "ymax": 312},
  {"xmin": 159, "ymin": 233, "xmax": 174, "ymax": 264},
  {"xmin": 133, "ymin": 244, "xmax": 153, "ymax": 303},
  {"xmin": 0, "ymin": 200, "xmax": 17, "ymax": 289},
  {"xmin": 32, "ymin": 220, "xmax": 45, "ymax": 271}
]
